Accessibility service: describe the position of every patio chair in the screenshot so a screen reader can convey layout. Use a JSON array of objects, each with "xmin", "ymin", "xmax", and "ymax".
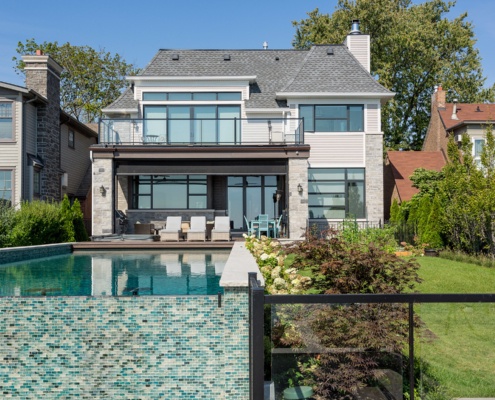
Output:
[
  {"xmin": 211, "ymin": 216, "xmax": 231, "ymax": 241},
  {"xmin": 160, "ymin": 216, "xmax": 182, "ymax": 241},
  {"xmin": 256, "ymin": 218, "xmax": 270, "ymax": 238},
  {"xmin": 244, "ymin": 215, "xmax": 255, "ymax": 236},
  {"xmin": 187, "ymin": 216, "xmax": 206, "ymax": 241}
]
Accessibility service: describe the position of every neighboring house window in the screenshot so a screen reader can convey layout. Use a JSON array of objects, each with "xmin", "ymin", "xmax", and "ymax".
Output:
[
  {"xmin": 0, "ymin": 102, "xmax": 13, "ymax": 140},
  {"xmin": 68, "ymin": 130, "xmax": 75, "ymax": 148},
  {"xmin": 132, "ymin": 175, "xmax": 207, "ymax": 209},
  {"xmin": 299, "ymin": 105, "xmax": 364, "ymax": 132},
  {"xmin": 474, "ymin": 139, "xmax": 485, "ymax": 166},
  {"xmin": 0, "ymin": 170, "xmax": 12, "ymax": 205},
  {"xmin": 142, "ymin": 92, "xmax": 242, "ymax": 101},
  {"xmin": 33, "ymin": 169, "xmax": 41, "ymax": 198},
  {"xmin": 308, "ymin": 168, "xmax": 365, "ymax": 219},
  {"xmin": 143, "ymin": 105, "xmax": 241, "ymax": 143}
]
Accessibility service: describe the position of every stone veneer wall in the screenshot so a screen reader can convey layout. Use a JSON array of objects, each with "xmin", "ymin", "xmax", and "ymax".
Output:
[
  {"xmin": 365, "ymin": 133, "xmax": 384, "ymax": 224},
  {"xmin": 288, "ymin": 158, "xmax": 309, "ymax": 239},
  {"xmin": 0, "ymin": 289, "xmax": 249, "ymax": 399},
  {"xmin": 92, "ymin": 158, "xmax": 114, "ymax": 235}
]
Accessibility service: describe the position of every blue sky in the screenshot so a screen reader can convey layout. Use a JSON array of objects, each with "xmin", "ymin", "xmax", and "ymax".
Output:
[{"xmin": 1, "ymin": 0, "xmax": 494, "ymax": 88}]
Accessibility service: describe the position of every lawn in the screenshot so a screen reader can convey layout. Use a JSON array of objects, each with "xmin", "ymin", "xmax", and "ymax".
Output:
[{"xmin": 413, "ymin": 256, "xmax": 495, "ymax": 398}]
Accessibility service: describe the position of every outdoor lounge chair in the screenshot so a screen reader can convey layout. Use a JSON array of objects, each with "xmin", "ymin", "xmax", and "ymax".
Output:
[
  {"xmin": 160, "ymin": 216, "xmax": 182, "ymax": 241},
  {"xmin": 187, "ymin": 216, "xmax": 206, "ymax": 241},
  {"xmin": 211, "ymin": 216, "xmax": 231, "ymax": 241}
]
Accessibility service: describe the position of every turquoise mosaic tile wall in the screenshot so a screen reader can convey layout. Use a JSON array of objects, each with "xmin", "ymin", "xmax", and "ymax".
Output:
[
  {"xmin": 0, "ymin": 243, "xmax": 71, "ymax": 265},
  {"xmin": 0, "ymin": 288, "xmax": 249, "ymax": 399}
]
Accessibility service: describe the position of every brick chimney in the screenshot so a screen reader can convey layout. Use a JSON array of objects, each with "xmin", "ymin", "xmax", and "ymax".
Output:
[
  {"xmin": 432, "ymin": 85, "xmax": 446, "ymax": 111},
  {"xmin": 22, "ymin": 52, "xmax": 64, "ymax": 200},
  {"xmin": 344, "ymin": 19, "xmax": 370, "ymax": 72}
]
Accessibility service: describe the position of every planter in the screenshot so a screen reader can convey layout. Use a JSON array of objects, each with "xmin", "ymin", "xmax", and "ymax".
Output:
[
  {"xmin": 395, "ymin": 251, "xmax": 412, "ymax": 257},
  {"xmin": 424, "ymin": 249, "xmax": 439, "ymax": 257}
]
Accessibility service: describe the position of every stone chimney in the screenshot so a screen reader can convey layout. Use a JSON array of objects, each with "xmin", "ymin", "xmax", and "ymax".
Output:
[
  {"xmin": 22, "ymin": 51, "xmax": 64, "ymax": 201},
  {"xmin": 344, "ymin": 19, "xmax": 370, "ymax": 72}
]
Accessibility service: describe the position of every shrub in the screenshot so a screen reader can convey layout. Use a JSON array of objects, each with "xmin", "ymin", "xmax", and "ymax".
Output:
[{"xmin": 0, "ymin": 200, "xmax": 15, "ymax": 248}]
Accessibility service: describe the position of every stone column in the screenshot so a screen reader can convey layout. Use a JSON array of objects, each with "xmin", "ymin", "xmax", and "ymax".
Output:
[
  {"xmin": 288, "ymin": 158, "xmax": 308, "ymax": 239},
  {"xmin": 92, "ymin": 158, "xmax": 114, "ymax": 235},
  {"xmin": 365, "ymin": 133, "xmax": 384, "ymax": 225}
]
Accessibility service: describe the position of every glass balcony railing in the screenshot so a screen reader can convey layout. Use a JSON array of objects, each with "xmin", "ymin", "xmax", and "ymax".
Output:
[{"xmin": 98, "ymin": 118, "xmax": 304, "ymax": 145}]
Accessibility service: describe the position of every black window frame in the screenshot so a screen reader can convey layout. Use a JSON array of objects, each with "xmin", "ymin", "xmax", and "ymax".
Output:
[
  {"xmin": 299, "ymin": 104, "xmax": 364, "ymax": 132},
  {"xmin": 308, "ymin": 168, "xmax": 365, "ymax": 219},
  {"xmin": 131, "ymin": 174, "xmax": 207, "ymax": 210}
]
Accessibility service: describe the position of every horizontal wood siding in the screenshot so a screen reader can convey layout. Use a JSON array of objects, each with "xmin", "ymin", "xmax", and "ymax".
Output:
[
  {"xmin": 60, "ymin": 124, "xmax": 97, "ymax": 196},
  {"xmin": 306, "ymin": 133, "xmax": 365, "ymax": 167},
  {"xmin": 366, "ymin": 103, "xmax": 380, "ymax": 133}
]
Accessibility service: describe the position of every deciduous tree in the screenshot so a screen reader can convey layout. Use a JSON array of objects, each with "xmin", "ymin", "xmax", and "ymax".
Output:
[
  {"xmin": 292, "ymin": 0, "xmax": 494, "ymax": 149},
  {"xmin": 13, "ymin": 39, "xmax": 140, "ymax": 123}
]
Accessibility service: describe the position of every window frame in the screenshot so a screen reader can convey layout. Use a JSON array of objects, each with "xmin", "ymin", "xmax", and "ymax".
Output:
[
  {"xmin": 131, "ymin": 174, "xmax": 208, "ymax": 210},
  {"xmin": 308, "ymin": 168, "xmax": 366, "ymax": 219},
  {"xmin": 0, "ymin": 169, "xmax": 13, "ymax": 205},
  {"xmin": 0, "ymin": 101, "xmax": 14, "ymax": 141},
  {"xmin": 142, "ymin": 92, "xmax": 242, "ymax": 101},
  {"xmin": 299, "ymin": 104, "xmax": 364, "ymax": 133},
  {"xmin": 68, "ymin": 129, "xmax": 75, "ymax": 149}
]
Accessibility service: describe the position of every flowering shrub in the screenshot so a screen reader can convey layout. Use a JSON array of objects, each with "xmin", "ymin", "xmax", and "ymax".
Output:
[{"xmin": 243, "ymin": 234, "xmax": 312, "ymax": 294}]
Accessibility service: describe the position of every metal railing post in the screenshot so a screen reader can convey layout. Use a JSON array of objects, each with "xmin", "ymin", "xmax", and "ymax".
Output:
[{"xmin": 249, "ymin": 272, "xmax": 265, "ymax": 400}]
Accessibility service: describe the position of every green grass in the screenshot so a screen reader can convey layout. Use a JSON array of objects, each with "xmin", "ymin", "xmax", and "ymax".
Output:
[{"xmin": 413, "ymin": 256, "xmax": 495, "ymax": 398}]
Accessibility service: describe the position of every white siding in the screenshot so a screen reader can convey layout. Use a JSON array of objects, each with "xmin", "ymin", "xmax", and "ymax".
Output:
[
  {"xmin": 345, "ymin": 35, "xmax": 370, "ymax": 72},
  {"xmin": 242, "ymin": 113, "xmax": 285, "ymax": 143},
  {"xmin": 306, "ymin": 133, "xmax": 365, "ymax": 167},
  {"xmin": 366, "ymin": 103, "xmax": 380, "ymax": 133}
]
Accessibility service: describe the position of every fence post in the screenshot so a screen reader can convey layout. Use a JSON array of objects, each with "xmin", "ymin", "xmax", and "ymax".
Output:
[
  {"xmin": 249, "ymin": 272, "xmax": 265, "ymax": 400},
  {"xmin": 409, "ymin": 302, "xmax": 415, "ymax": 400}
]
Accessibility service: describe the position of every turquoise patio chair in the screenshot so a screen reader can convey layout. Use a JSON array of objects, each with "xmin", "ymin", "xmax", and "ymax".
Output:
[
  {"xmin": 270, "ymin": 215, "xmax": 283, "ymax": 238},
  {"xmin": 244, "ymin": 216, "xmax": 255, "ymax": 236}
]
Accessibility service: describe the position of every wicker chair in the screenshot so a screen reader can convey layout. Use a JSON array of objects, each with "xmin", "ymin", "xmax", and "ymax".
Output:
[
  {"xmin": 160, "ymin": 216, "xmax": 182, "ymax": 241},
  {"xmin": 211, "ymin": 216, "xmax": 231, "ymax": 241},
  {"xmin": 187, "ymin": 216, "xmax": 206, "ymax": 242}
]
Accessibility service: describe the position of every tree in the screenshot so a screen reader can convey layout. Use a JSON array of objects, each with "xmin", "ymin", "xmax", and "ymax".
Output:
[
  {"xmin": 292, "ymin": 0, "xmax": 494, "ymax": 150},
  {"xmin": 13, "ymin": 39, "xmax": 140, "ymax": 122}
]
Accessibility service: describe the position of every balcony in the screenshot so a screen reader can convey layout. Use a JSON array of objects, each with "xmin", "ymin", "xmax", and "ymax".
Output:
[{"xmin": 98, "ymin": 117, "xmax": 304, "ymax": 146}]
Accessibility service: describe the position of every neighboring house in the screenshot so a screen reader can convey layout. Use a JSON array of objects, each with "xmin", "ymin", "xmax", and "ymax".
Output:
[
  {"xmin": 423, "ymin": 85, "xmax": 495, "ymax": 166},
  {"xmin": 92, "ymin": 21, "xmax": 394, "ymax": 238},
  {"xmin": 0, "ymin": 51, "xmax": 97, "ymax": 230},
  {"xmin": 383, "ymin": 151, "xmax": 446, "ymax": 220}
]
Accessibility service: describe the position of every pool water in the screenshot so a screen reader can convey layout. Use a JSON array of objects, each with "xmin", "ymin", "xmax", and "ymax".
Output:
[{"xmin": 0, "ymin": 250, "xmax": 229, "ymax": 296}]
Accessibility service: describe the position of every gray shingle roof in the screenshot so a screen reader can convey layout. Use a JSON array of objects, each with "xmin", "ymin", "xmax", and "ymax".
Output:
[{"xmin": 105, "ymin": 45, "xmax": 391, "ymax": 111}]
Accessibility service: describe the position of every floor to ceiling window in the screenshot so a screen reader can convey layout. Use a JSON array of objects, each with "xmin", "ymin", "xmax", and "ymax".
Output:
[{"xmin": 227, "ymin": 176, "xmax": 279, "ymax": 230}]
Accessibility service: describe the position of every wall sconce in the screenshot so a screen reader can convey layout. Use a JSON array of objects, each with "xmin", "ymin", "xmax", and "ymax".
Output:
[
  {"xmin": 99, "ymin": 185, "xmax": 106, "ymax": 196},
  {"xmin": 297, "ymin": 183, "xmax": 303, "ymax": 193}
]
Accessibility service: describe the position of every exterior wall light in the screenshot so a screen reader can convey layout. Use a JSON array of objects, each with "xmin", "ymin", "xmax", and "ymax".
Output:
[
  {"xmin": 99, "ymin": 185, "xmax": 106, "ymax": 196},
  {"xmin": 297, "ymin": 183, "xmax": 303, "ymax": 193}
]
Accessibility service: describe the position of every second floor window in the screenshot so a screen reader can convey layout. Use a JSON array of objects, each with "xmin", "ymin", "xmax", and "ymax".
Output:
[
  {"xmin": 300, "ymin": 105, "xmax": 364, "ymax": 132},
  {"xmin": 0, "ymin": 103, "xmax": 13, "ymax": 140}
]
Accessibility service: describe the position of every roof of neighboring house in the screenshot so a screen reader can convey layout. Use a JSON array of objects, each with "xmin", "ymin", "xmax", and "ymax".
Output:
[
  {"xmin": 387, "ymin": 151, "xmax": 446, "ymax": 202},
  {"xmin": 105, "ymin": 45, "xmax": 392, "ymax": 112},
  {"xmin": 439, "ymin": 103, "xmax": 495, "ymax": 131},
  {"xmin": 60, "ymin": 110, "xmax": 98, "ymax": 139}
]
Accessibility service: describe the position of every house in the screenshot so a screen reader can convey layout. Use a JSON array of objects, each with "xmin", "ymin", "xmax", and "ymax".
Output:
[
  {"xmin": 92, "ymin": 21, "xmax": 394, "ymax": 238},
  {"xmin": 383, "ymin": 151, "xmax": 446, "ymax": 220},
  {"xmin": 423, "ymin": 85, "xmax": 495, "ymax": 165},
  {"xmin": 0, "ymin": 51, "xmax": 97, "ymax": 229}
]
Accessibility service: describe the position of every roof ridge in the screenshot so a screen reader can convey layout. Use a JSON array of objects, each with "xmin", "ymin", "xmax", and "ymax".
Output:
[{"xmin": 280, "ymin": 46, "xmax": 316, "ymax": 92}]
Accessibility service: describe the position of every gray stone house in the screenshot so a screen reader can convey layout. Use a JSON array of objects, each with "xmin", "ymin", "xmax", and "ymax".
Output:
[
  {"xmin": 0, "ymin": 51, "xmax": 97, "ymax": 229},
  {"xmin": 93, "ymin": 21, "xmax": 393, "ymax": 238}
]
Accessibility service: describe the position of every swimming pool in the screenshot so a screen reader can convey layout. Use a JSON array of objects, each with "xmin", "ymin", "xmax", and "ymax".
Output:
[{"xmin": 0, "ymin": 249, "xmax": 229, "ymax": 296}]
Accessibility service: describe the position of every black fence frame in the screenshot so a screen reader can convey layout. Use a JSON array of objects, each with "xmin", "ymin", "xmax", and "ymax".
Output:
[{"xmin": 248, "ymin": 272, "xmax": 495, "ymax": 400}]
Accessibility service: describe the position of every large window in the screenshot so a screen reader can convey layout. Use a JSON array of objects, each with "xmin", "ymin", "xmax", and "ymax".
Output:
[
  {"xmin": 142, "ymin": 92, "xmax": 241, "ymax": 101},
  {"xmin": 308, "ymin": 168, "xmax": 365, "ymax": 219},
  {"xmin": 132, "ymin": 175, "xmax": 207, "ymax": 209},
  {"xmin": 0, "ymin": 170, "xmax": 12, "ymax": 204},
  {"xmin": 0, "ymin": 103, "xmax": 13, "ymax": 140},
  {"xmin": 143, "ymin": 105, "xmax": 241, "ymax": 144},
  {"xmin": 300, "ymin": 105, "xmax": 364, "ymax": 132}
]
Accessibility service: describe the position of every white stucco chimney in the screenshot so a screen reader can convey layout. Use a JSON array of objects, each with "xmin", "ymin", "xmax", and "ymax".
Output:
[{"xmin": 344, "ymin": 19, "xmax": 370, "ymax": 73}]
